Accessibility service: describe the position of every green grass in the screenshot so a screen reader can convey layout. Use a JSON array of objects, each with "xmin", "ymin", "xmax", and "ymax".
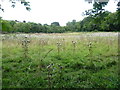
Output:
[{"xmin": 2, "ymin": 32, "xmax": 119, "ymax": 88}]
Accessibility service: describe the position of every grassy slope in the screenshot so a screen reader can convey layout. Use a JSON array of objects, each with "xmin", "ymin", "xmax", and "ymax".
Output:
[{"xmin": 2, "ymin": 32, "xmax": 119, "ymax": 88}]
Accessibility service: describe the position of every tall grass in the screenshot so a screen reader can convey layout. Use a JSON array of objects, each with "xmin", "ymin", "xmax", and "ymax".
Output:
[{"xmin": 2, "ymin": 32, "xmax": 119, "ymax": 88}]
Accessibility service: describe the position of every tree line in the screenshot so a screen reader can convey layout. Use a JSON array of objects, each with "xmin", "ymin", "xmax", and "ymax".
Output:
[
  {"xmin": 1, "ymin": 10, "xmax": 119, "ymax": 33},
  {"xmin": 1, "ymin": 1, "xmax": 120, "ymax": 33}
]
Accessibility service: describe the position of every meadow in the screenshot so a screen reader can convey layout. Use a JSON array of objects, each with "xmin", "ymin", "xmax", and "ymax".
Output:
[{"xmin": 2, "ymin": 32, "xmax": 119, "ymax": 88}]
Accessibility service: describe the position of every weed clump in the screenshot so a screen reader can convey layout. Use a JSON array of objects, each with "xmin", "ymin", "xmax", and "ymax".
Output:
[
  {"xmin": 57, "ymin": 42, "xmax": 62, "ymax": 56},
  {"xmin": 22, "ymin": 36, "xmax": 30, "ymax": 60},
  {"xmin": 72, "ymin": 41, "xmax": 77, "ymax": 55}
]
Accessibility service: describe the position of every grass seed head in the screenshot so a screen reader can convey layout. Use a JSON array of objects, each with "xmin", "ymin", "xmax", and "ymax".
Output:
[
  {"xmin": 27, "ymin": 40, "xmax": 30, "ymax": 43},
  {"xmin": 72, "ymin": 41, "xmax": 76, "ymax": 44},
  {"xmin": 57, "ymin": 42, "xmax": 61, "ymax": 46}
]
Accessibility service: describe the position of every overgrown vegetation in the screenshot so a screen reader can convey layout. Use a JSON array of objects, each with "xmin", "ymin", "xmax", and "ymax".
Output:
[
  {"xmin": 1, "ymin": 0, "xmax": 120, "ymax": 89},
  {"xmin": 2, "ymin": 32, "xmax": 119, "ymax": 88},
  {"xmin": 1, "ymin": 0, "xmax": 120, "ymax": 33},
  {"xmin": 1, "ymin": 10, "xmax": 120, "ymax": 33}
]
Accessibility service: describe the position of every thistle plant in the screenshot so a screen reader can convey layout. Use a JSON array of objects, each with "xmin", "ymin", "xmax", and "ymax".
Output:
[
  {"xmin": 22, "ymin": 36, "xmax": 30, "ymax": 60},
  {"xmin": 2, "ymin": 37, "xmax": 5, "ymax": 41},
  {"xmin": 88, "ymin": 42, "xmax": 92, "ymax": 57},
  {"xmin": 62, "ymin": 38, "xmax": 66, "ymax": 51},
  {"xmin": 88, "ymin": 42, "xmax": 96, "ymax": 70},
  {"xmin": 46, "ymin": 63, "xmax": 64, "ymax": 88},
  {"xmin": 58, "ymin": 64, "xmax": 63, "ymax": 86},
  {"xmin": 107, "ymin": 38, "xmax": 111, "ymax": 52},
  {"xmin": 57, "ymin": 42, "xmax": 61, "ymax": 56},
  {"xmin": 47, "ymin": 63, "xmax": 54, "ymax": 88},
  {"xmin": 72, "ymin": 41, "xmax": 77, "ymax": 55},
  {"xmin": 39, "ymin": 39, "xmax": 44, "ymax": 49}
]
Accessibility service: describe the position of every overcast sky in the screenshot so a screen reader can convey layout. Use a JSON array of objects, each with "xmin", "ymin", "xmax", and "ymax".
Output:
[{"xmin": 0, "ymin": 0, "xmax": 118, "ymax": 26}]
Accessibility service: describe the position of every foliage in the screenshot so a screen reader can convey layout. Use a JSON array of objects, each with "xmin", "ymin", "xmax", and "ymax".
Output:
[
  {"xmin": 1, "ymin": 1, "xmax": 120, "ymax": 33},
  {"xmin": 84, "ymin": 2, "xmax": 108, "ymax": 16},
  {"xmin": 1, "ymin": 20, "xmax": 12, "ymax": 33},
  {"xmin": 0, "ymin": 0, "xmax": 31, "ymax": 12},
  {"xmin": 51, "ymin": 22, "xmax": 60, "ymax": 26},
  {"xmin": 1, "ymin": 0, "xmax": 120, "ymax": 33}
]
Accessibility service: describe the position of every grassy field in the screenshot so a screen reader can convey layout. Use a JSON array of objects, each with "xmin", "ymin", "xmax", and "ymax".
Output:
[{"xmin": 2, "ymin": 32, "xmax": 119, "ymax": 88}]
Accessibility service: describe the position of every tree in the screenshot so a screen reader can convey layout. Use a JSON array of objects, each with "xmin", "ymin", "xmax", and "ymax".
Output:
[
  {"xmin": 84, "ymin": 0, "xmax": 120, "ymax": 13},
  {"xmin": 0, "ymin": 0, "xmax": 31, "ymax": 12},
  {"xmin": 117, "ymin": 1, "xmax": 120, "ymax": 30},
  {"xmin": 0, "ymin": 17, "xmax": 2, "ymax": 33},
  {"xmin": 51, "ymin": 22, "xmax": 60, "ymax": 26},
  {"xmin": 79, "ymin": 16, "xmax": 94, "ymax": 31},
  {"xmin": 2, "ymin": 20, "xmax": 12, "ymax": 33},
  {"xmin": 117, "ymin": 1, "xmax": 120, "ymax": 10},
  {"xmin": 66, "ymin": 20, "xmax": 78, "ymax": 32},
  {"xmin": 13, "ymin": 22, "xmax": 31, "ymax": 33},
  {"xmin": 84, "ymin": 1, "xmax": 108, "ymax": 17}
]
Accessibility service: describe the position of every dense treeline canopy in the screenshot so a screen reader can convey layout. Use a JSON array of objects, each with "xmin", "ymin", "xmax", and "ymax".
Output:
[
  {"xmin": 1, "ymin": 10, "xmax": 120, "ymax": 33},
  {"xmin": 1, "ymin": 0, "xmax": 120, "ymax": 33}
]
